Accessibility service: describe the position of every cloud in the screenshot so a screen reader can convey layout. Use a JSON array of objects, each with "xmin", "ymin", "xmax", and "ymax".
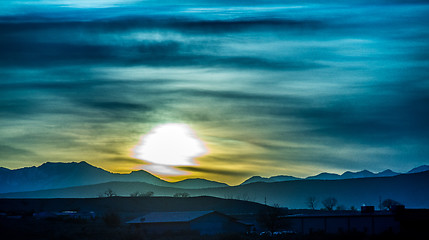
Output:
[
  {"xmin": 177, "ymin": 166, "xmax": 254, "ymax": 177},
  {"xmin": 0, "ymin": 32, "xmax": 322, "ymax": 70},
  {"xmin": 106, "ymin": 157, "xmax": 153, "ymax": 165},
  {"xmin": 1, "ymin": 2, "xmax": 429, "ymax": 180},
  {"xmin": 0, "ymin": 14, "xmax": 327, "ymax": 71},
  {"xmin": 79, "ymin": 101, "xmax": 153, "ymax": 118},
  {"xmin": 0, "ymin": 145, "xmax": 35, "ymax": 158},
  {"xmin": 141, "ymin": 164, "xmax": 188, "ymax": 176}
]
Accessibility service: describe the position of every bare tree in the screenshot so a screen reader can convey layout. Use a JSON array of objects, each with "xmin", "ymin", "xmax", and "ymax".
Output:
[
  {"xmin": 104, "ymin": 188, "xmax": 117, "ymax": 197},
  {"xmin": 130, "ymin": 191, "xmax": 154, "ymax": 197},
  {"xmin": 322, "ymin": 197, "xmax": 337, "ymax": 211},
  {"xmin": 173, "ymin": 192, "xmax": 190, "ymax": 198},
  {"xmin": 142, "ymin": 191, "xmax": 154, "ymax": 197},
  {"xmin": 130, "ymin": 191, "xmax": 141, "ymax": 197},
  {"xmin": 381, "ymin": 199, "xmax": 401, "ymax": 211},
  {"xmin": 306, "ymin": 196, "xmax": 318, "ymax": 210}
]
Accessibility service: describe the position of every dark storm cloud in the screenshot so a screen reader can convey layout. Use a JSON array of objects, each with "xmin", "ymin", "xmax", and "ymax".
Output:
[
  {"xmin": 177, "ymin": 89, "xmax": 300, "ymax": 102},
  {"xmin": 178, "ymin": 82, "xmax": 429, "ymax": 146},
  {"xmin": 370, "ymin": 79, "xmax": 429, "ymax": 140},
  {"xmin": 260, "ymin": 97, "xmax": 429, "ymax": 145},
  {"xmin": 0, "ymin": 29, "xmax": 322, "ymax": 70},
  {"xmin": 0, "ymin": 13, "xmax": 330, "ymax": 70},
  {"xmin": 0, "ymin": 79, "xmax": 106, "ymax": 90},
  {"xmin": 0, "ymin": 71, "xmax": 173, "ymax": 121},
  {"xmin": 0, "ymin": 16, "xmax": 323, "ymax": 33},
  {"xmin": 0, "ymin": 40, "xmax": 117, "ymax": 67}
]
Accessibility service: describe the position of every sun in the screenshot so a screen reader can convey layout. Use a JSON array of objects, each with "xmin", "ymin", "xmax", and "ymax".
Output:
[{"xmin": 132, "ymin": 123, "xmax": 208, "ymax": 175}]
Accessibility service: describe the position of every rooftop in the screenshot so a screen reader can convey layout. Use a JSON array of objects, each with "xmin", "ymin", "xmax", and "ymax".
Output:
[
  {"xmin": 127, "ymin": 210, "xmax": 217, "ymax": 224},
  {"xmin": 284, "ymin": 211, "xmax": 395, "ymax": 218}
]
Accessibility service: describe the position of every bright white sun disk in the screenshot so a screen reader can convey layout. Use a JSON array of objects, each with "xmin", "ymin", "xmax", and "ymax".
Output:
[{"xmin": 132, "ymin": 123, "xmax": 207, "ymax": 166}]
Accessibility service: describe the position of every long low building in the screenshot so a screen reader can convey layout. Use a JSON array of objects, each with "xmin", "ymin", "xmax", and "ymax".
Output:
[
  {"xmin": 284, "ymin": 210, "xmax": 400, "ymax": 235},
  {"xmin": 127, "ymin": 210, "xmax": 251, "ymax": 235}
]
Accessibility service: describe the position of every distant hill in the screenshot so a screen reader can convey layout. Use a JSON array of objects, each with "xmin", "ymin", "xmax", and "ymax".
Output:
[
  {"xmin": 240, "ymin": 168, "xmax": 407, "ymax": 185},
  {"xmin": 2, "ymin": 171, "xmax": 429, "ymax": 209},
  {"xmin": 0, "ymin": 162, "xmax": 228, "ymax": 194},
  {"xmin": 0, "ymin": 167, "xmax": 11, "ymax": 172},
  {"xmin": 223, "ymin": 171, "xmax": 429, "ymax": 209},
  {"xmin": 306, "ymin": 169, "xmax": 402, "ymax": 180},
  {"xmin": 408, "ymin": 165, "xmax": 429, "ymax": 174},
  {"xmin": 241, "ymin": 175, "xmax": 301, "ymax": 185},
  {"xmin": 305, "ymin": 172, "xmax": 342, "ymax": 180},
  {"xmin": 376, "ymin": 169, "xmax": 398, "ymax": 177},
  {"xmin": 170, "ymin": 178, "xmax": 228, "ymax": 189}
]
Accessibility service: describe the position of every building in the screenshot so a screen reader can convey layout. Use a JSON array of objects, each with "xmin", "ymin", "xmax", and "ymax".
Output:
[
  {"xmin": 284, "ymin": 209, "xmax": 400, "ymax": 235},
  {"xmin": 127, "ymin": 210, "xmax": 251, "ymax": 235},
  {"xmin": 33, "ymin": 211, "xmax": 96, "ymax": 220}
]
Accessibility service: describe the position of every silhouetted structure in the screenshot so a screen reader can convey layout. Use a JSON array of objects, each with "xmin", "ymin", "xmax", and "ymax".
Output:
[
  {"xmin": 361, "ymin": 206, "xmax": 374, "ymax": 213},
  {"xmin": 284, "ymin": 207, "xmax": 400, "ymax": 235},
  {"xmin": 127, "ymin": 210, "xmax": 251, "ymax": 235}
]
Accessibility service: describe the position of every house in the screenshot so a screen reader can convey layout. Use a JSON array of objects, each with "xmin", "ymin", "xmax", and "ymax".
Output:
[
  {"xmin": 33, "ymin": 211, "xmax": 95, "ymax": 220},
  {"xmin": 127, "ymin": 210, "xmax": 251, "ymax": 235},
  {"xmin": 284, "ymin": 208, "xmax": 400, "ymax": 235}
]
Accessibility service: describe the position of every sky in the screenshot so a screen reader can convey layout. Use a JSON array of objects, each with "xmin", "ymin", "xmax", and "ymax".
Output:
[{"xmin": 1, "ymin": 0, "xmax": 429, "ymax": 185}]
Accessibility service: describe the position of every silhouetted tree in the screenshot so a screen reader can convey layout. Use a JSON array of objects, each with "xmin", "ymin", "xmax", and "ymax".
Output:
[
  {"xmin": 173, "ymin": 192, "xmax": 190, "ymax": 197},
  {"xmin": 130, "ymin": 191, "xmax": 154, "ymax": 197},
  {"xmin": 335, "ymin": 205, "xmax": 346, "ymax": 211},
  {"xmin": 142, "ymin": 191, "xmax": 154, "ymax": 197},
  {"xmin": 381, "ymin": 199, "xmax": 401, "ymax": 211},
  {"xmin": 104, "ymin": 188, "xmax": 117, "ymax": 197},
  {"xmin": 306, "ymin": 196, "xmax": 318, "ymax": 210},
  {"xmin": 322, "ymin": 197, "xmax": 337, "ymax": 211},
  {"xmin": 130, "ymin": 191, "xmax": 140, "ymax": 197}
]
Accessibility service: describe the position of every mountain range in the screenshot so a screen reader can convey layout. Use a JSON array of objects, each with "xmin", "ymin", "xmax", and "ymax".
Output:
[
  {"xmin": 0, "ymin": 161, "xmax": 227, "ymax": 194},
  {"xmin": 254, "ymin": 169, "xmax": 413, "ymax": 183},
  {"xmin": 1, "ymin": 170, "xmax": 428, "ymax": 209},
  {"xmin": 1, "ymin": 161, "xmax": 428, "ymax": 194},
  {"xmin": 240, "ymin": 166, "xmax": 429, "ymax": 184},
  {"xmin": 1, "ymin": 162, "xmax": 429, "ymax": 209}
]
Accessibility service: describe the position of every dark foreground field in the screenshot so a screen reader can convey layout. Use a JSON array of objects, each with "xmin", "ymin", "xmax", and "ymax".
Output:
[
  {"xmin": 1, "ymin": 217, "xmax": 427, "ymax": 240},
  {"xmin": 1, "ymin": 197, "xmax": 428, "ymax": 240}
]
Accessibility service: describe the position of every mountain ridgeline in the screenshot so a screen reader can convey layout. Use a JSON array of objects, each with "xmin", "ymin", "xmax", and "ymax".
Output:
[
  {"xmin": 0, "ymin": 161, "xmax": 228, "ymax": 194},
  {"xmin": 243, "ymin": 168, "xmax": 419, "ymax": 184},
  {"xmin": 1, "ymin": 162, "xmax": 429, "ymax": 209}
]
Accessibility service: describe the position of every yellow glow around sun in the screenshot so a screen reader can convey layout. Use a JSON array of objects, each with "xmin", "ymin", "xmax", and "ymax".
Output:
[{"xmin": 132, "ymin": 123, "xmax": 208, "ymax": 175}]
